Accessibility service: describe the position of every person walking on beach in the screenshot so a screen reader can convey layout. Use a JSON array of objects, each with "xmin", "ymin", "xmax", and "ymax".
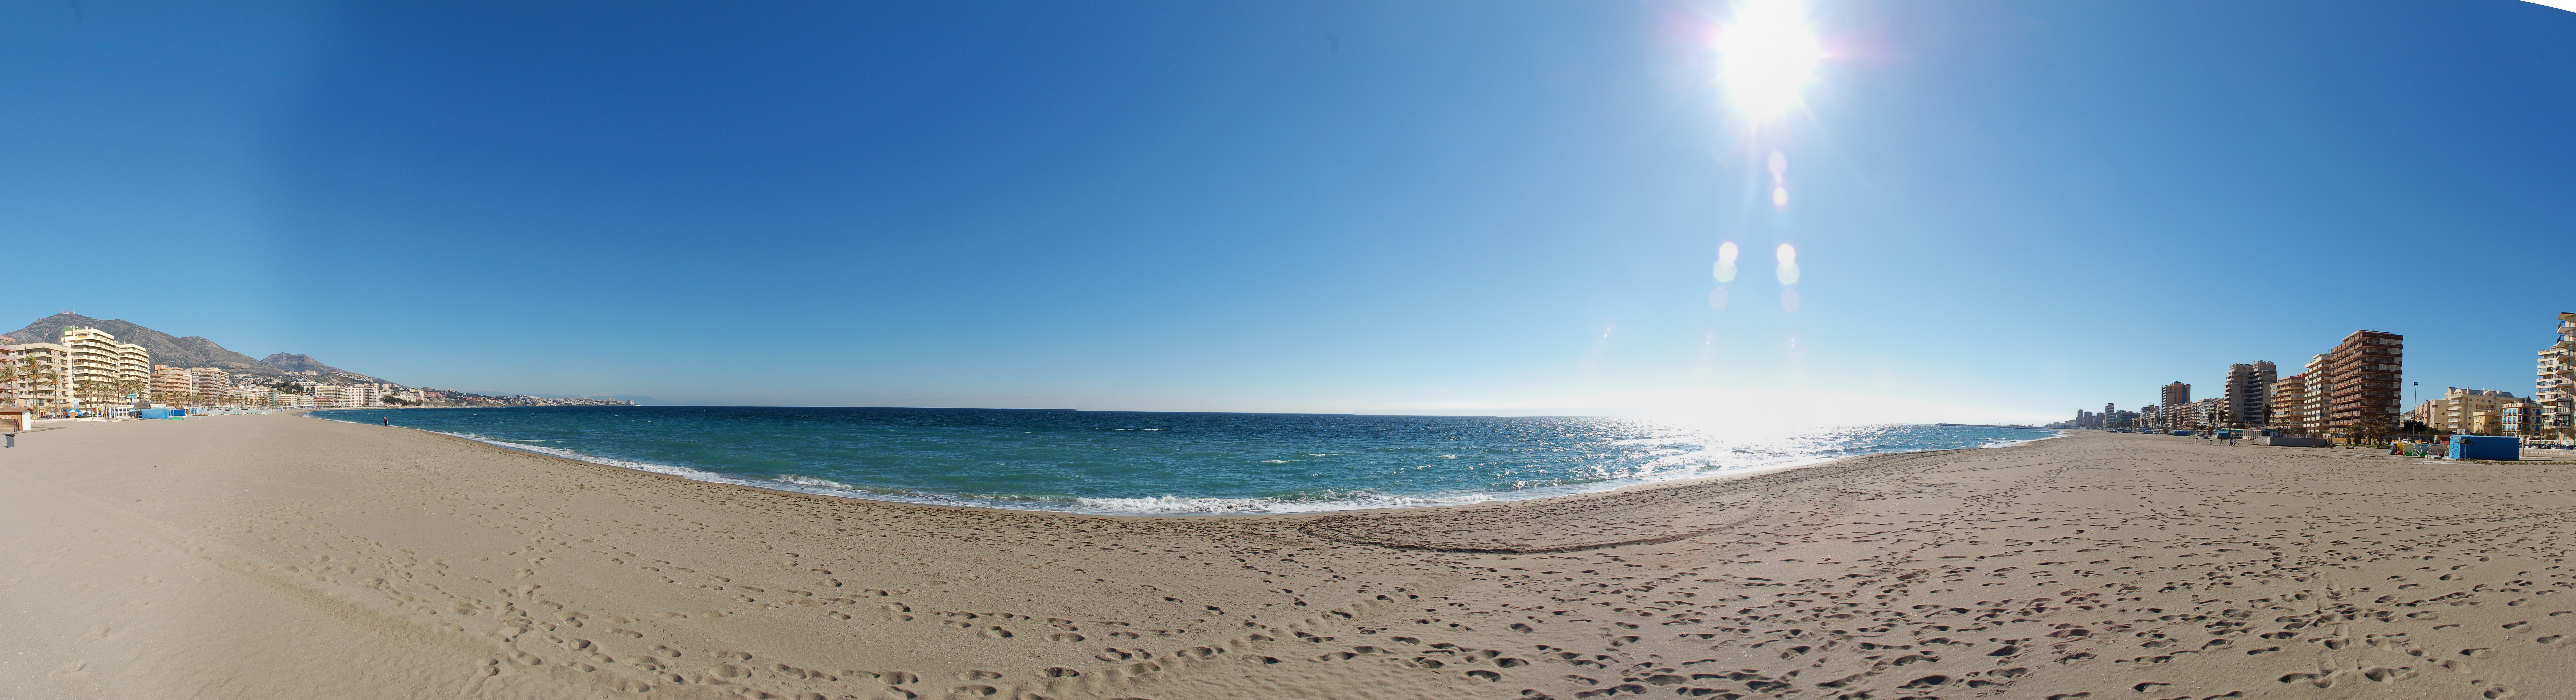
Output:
[{"xmin": 381, "ymin": 417, "xmax": 389, "ymax": 427}]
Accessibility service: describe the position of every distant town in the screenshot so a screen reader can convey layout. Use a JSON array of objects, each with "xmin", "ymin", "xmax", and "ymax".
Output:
[
  {"xmin": 1, "ymin": 323, "xmax": 633, "ymax": 418},
  {"xmin": 2050, "ymin": 312, "xmax": 2572, "ymax": 445}
]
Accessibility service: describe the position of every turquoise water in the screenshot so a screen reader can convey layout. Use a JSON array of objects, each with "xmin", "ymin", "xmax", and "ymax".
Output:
[{"xmin": 309, "ymin": 407, "xmax": 2054, "ymax": 514}]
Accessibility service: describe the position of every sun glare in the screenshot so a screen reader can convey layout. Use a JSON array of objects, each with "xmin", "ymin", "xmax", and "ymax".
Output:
[{"xmin": 1717, "ymin": 0, "xmax": 1825, "ymax": 119}]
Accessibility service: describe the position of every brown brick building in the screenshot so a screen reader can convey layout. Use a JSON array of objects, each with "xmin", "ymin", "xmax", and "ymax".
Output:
[{"xmin": 2324, "ymin": 330, "xmax": 2403, "ymax": 437}]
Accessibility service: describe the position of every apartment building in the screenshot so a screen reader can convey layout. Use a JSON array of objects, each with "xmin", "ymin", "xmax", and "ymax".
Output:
[
  {"xmin": 190, "ymin": 367, "xmax": 232, "ymax": 405},
  {"xmin": 309, "ymin": 383, "xmax": 384, "ymax": 408},
  {"xmin": 2190, "ymin": 398, "xmax": 2226, "ymax": 428},
  {"xmin": 232, "ymin": 383, "xmax": 276, "ymax": 407},
  {"xmin": 2435, "ymin": 388, "xmax": 2518, "ymax": 434},
  {"xmin": 117, "ymin": 343, "xmax": 150, "ymax": 392},
  {"xmin": 2156, "ymin": 382, "xmax": 2190, "ymax": 428},
  {"xmin": 2160, "ymin": 382, "xmax": 2190, "ymax": 414},
  {"xmin": 2501, "ymin": 402, "xmax": 2535, "ymax": 437},
  {"xmin": 61, "ymin": 327, "xmax": 124, "ymax": 405},
  {"xmin": 2270, "ymin": 373, "xmax": 2310, "ymax": 434},
  {"xmin": 3, "ymin": 342, "xmax": 72, "ymax": 412},
  {"xmin": 2411, "ymin": 399, "xmax": 2441, "ymax": 431},
  {"xmin": 152, "ymin": 365, "xmax": 194, "ymax": 399},
  {"xmin": 2536, "ymin": 312, "xmax": 2575, "ymax": 443},
  {"xmin": 2225, "ymin": 361, "xmax": 2279, "ymax": 427},
  {"xmin": 59, "ymin": 327, "xmax": 154, "ymax": 408},
  {"xmin": 2301, "ymin": 355, "xmax": 2329, "ymax": 434},
  {"xmin": 2324, "ymin": 331, "xmax": 2404, "ymax": 437}
]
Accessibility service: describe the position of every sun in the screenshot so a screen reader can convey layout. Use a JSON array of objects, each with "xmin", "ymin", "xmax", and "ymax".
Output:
[{"xmin": 1717, "ymin": 0, "xmax": 1825, "ymax": 120}]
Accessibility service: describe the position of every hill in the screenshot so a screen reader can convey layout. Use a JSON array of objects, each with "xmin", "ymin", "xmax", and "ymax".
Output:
[
  {"xmin": 260, "ymin": 353, "xmax": 345, "ymax": 375},
  {"xmin": 259, "ymin": 353, "xmax": 386, "ymax": 383},
  {"xmin": 2, "ymin": 313, "xmax": 285, "ymax": 378},
  {"xmin": 1, "ymin": 313, "xmax": 394, "ymax": 384}
]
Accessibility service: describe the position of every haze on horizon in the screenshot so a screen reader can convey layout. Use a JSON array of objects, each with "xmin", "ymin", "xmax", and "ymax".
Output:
[{"xmin": 4, "ymin": 1, "xmax": 2571, "ymax": 424}]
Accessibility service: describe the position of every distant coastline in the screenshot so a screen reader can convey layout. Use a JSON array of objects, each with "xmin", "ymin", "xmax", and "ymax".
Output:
[{"xmin": 1934, "ymin": 422, "xmax": 2053, "ymax": 430}]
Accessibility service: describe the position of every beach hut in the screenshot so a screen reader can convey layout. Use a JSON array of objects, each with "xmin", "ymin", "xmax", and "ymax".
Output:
[
  {"xmin": 0, "ymin": 408, "xmax": 32, "ymax": 432},
  {"xmin": 2447, "ymin": 435, "xmax": 2520, "ymax": 461}
]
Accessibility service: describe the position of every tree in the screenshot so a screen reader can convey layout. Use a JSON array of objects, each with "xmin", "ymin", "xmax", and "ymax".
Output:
[
  {"xmin": 2354, "ymin": 416, "xmax": 2397, "ymax": 446},
  {"xmin": 0, "ymin": 357, "xmax": 20, "ymax": 408},
  {"xmin": 18, "ymin": 358, "xmax": 57, "ymax": 415}
]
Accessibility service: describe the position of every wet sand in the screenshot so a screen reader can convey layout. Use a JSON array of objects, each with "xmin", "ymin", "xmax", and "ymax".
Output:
[{"xmin": 9, "ymin": 413, "xmax": 2576, "ymax": 699}]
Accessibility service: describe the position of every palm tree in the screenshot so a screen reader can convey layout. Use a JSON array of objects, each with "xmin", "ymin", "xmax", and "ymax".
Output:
[
  {"xmin": 23, "ymin": 358, "xmax": 57, "ymax": 415},
  {"xmin": 0, "ymin": 357, "xmax": 20, "ymax": 408}
]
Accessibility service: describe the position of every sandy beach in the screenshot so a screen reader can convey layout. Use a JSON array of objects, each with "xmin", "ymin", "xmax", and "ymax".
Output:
[{"xmin": 10, "ymin": 415, "xmax": 2576, "ymax": 699}]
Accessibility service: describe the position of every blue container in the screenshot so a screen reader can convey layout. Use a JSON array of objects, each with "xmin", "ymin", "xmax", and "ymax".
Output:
[
  {"xmin": 136, "ymin": 408, "xmax": 186, "ymax": 420},
  {"xmin": 2448, "ymin": 435, "xmax": 2520, "ymax": 461}
]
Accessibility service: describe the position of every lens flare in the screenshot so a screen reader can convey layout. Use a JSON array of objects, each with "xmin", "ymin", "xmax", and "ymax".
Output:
[
  {"xmin": 1713, "ymin": 241, "xmax": 1740, "ymax": 282},
  {"xmin": 1717, "ymin": 0, "xmax": 1825, "ymax": 120},
  {"xmin": 1767, "ymin": 151, "xmax": 1790, "ymax": 208},
  {"xmin": 1774, "ymin": 243, "xmax": 1800, "ymax": 285}
]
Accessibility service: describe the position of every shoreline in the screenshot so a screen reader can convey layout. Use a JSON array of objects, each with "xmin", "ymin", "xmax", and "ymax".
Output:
[{"xmin": 302, "ymin": 407, "xmax": 2067, "ymax": 517}]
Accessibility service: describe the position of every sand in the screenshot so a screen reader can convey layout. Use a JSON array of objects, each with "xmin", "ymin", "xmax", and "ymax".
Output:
[{"xmin": 8, "ymin": 415, "xmax": 2576, "ymax": 699}]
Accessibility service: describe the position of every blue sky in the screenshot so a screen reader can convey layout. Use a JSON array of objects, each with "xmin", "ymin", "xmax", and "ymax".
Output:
[{"xmin": 4, "ymin": 1, "xmax": 2571, "ymax": 421}]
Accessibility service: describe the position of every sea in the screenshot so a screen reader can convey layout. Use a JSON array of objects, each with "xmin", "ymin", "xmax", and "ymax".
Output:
[{"xmin": 307, "ymin": 407, "xmax": 2056, "ymax": 515}]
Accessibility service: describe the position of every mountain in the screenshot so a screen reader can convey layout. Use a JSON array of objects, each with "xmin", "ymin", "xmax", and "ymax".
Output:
[
  {"xmin": 261, "ymin": 353, "xmax": 346, "ymax": 375},
  {"xmin": 258, "ymin": 353, "xmax": 386, "ymax": 383},
  {"xmin": 1, "ymin": 313, "xmax": 285, "ymax": 378},
  {"xmin": 0, "ymin": 313, "xmax": 399, "ymax": 385}
]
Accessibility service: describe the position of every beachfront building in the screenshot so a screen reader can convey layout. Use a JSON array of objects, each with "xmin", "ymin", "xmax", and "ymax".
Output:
[
  {"xmin": 190, "ymin": 367, "xmax": 232, "ymax": 405},
  {"xmin": 310, "ymin": 383, "xmax": 384, "ymax": 408},
  {"xmin": 152, "ymin": 365, "xmax": 194, "ymax": 403},
  {"xmin": 2160, "ymin": 382, "xmax": 2190, "ymax": 416},
  {"xmin": 2189, "ymin": 398, "xmax": 2226, "ymax": 428},
  {"xmin": 2318, "ymin": 355, "xmax": 2339, "ymax": 432},
  {"xmin": 2138, "ymin": 404, "xmax": 2159, "ymax": 429},
  {"xmin": 2435, "ymin": 388, "xmax": 2518, "ymax": 435},
  {"xmin": 2535, "ymin": 312, "xmax": 2576, "ymax": 443},
  {"xmin": 2269, "ymin": 373, "xmax": 2310, "ymax": 433},
  {"xmin": 231, "ymin": 382, "xmax": 273, "ymax": 408},
  {"xmin": 62, "ymin": 326, "xmax": 155, "ymax": 410},
  {"xmin": 117, "ymin": 342, "xmax": 150, "ymax": 393},
  {"xmin": 2156, "ymin": 382, "xmax": 2191, "ymax": 428},
  {"xmin": 3, "ymin": 342, "xmax": 72, "ymax": 414},
  {"xmin": 2224, "ymin": 361, "xmax": 2278, "ymax": 427},
  {"xmin": 2501, "ymin": 402, "xmax": 2535, "ymax": 437},
  {"xmin": 2324, "ymin": 331, "xmax": 2403, "ymax": 440}
]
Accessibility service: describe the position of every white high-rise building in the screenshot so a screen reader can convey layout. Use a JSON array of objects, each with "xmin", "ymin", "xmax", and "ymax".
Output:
[
  {"xmin": 60, "ymin": 327, "xmax": 152, "ymax": 410},
  {"xmin": 2225, "ymin": 361, "xmax": 2278, "ymax": 427},
  {"xmin": 2537, "ymin": 312, "xmax": 2575, "ymax": 443}
]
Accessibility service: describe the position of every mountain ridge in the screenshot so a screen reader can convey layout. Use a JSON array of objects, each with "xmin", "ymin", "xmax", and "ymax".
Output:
[
  {"xmin": 2, "ymin": 313, "xmax": 392, "ymax": 384},
  {"xmin": 2, "ymin": 313, "xmax": 285, "ymax": 378}
]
